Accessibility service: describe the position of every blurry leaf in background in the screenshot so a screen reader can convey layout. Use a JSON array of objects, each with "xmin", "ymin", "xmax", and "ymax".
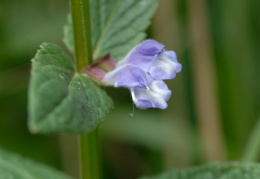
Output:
[
  {"xmin": 0, "ymin": 64, "xmax": 29, "ymax": 96},
  {"xmin": 152, "ymin": 0, "xmax": 260, "ymax": 165},
  {"xmin": 63, "ymin": 15, "xmax": 74, "ymax": 54},
  {"xmin": 28, "ymin": 42, "xmax": 113, "ymax": 134},
  {"xmin": 242, "ymin": 115, "xmax": 260, "ymax": 162},
  {"xmin": 102, "ymin": 106, "xmax": 190, "ymax": 156},
  {"xmin": 186, "ymin": 0, "xmax": 226, "ymax": 161},
  {"xmin": 64, "ymin": 0, "xmax": 158, "ymax": 61},
  {"xmin": 207, "ymin": 0, "xmax": 260, "ymax": 159},
  {"xmin": 139, "ymin": 162, "xmax": 260, "ymax": 179},
  {"xmin": 0, "ymin": 0, "xmax": 69, "ymax": 172},
  {"xmin": 0, "ymin": 0, "xmax": 69, "ymax": 70},
  {"xmin": 0, "ymin": 147, "xmax": 72, "ymax": 179},
  {"xmin": 152, "ymin": 0, "xmax": 202, "ymax": 166},
  {"xmin": 101, "ymin": 105, "xmax": 191, "ymax": 178}
]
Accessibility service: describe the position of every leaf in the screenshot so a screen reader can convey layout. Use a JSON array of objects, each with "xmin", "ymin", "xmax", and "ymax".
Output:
[
  {"xmin": 63, "ymin": 0, "xmax": 158, "ymax": 61},
  {"xmin": 139, "ymin": 162, "xmax": 260, "ymax": 179},
  {"xmin": 63, "ymin": 14, "xmax": 74, "ymax": 54},
  {"xmin": 0, "ymin": 147, "xmax": 72, "ymax": 179},
  {"xmin": 28, "ymin": 42, "xmax": 113, "ymax": 134}
]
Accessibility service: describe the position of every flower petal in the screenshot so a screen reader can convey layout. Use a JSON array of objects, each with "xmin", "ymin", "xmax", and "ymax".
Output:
[
  {"xmin": 102, "ymin": 65, "xmax": 149, "ymax": 88},
  {"xmin": 117, "ymin": 40, "xmax": 165, "ymax": 72},
  {"xmin": 131, "ymin": 80, "xmax": 171, "ymax": 109},
  {"xmin": 149, "ymin": 80, "xmax": 172, "ymax": 101},
  {"xmin": 138, "ymin": 39, "xmax": 165, "ymax": 55},
  {"xmin": 149, "ymin": 50, "xmax": 182, "ymax": 80},
  {"xmin": 101, "ymin": 39, "xmax": 181, "ymax": 110}
]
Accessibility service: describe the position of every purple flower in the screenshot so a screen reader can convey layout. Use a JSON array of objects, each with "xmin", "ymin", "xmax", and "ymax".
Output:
[
  {"xmin": 102, "ymin": 39, "xmax": 182, "ymax": 109},
  {"xmin": 131, "ymin": 80, "xmax": 171, "ymax": 109},
  {"xmin": 102, "ymin": 65, "xmax": 151, "ymax": 88}
]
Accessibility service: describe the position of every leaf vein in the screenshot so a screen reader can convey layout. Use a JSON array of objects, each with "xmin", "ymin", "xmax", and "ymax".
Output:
[
  {"xmin": 104, "ymin": 3, "xmax": 152, "ymax": 43},
  {"xmin": 93, "ymin": 0, "xmax": 120, "ymax": 60}
]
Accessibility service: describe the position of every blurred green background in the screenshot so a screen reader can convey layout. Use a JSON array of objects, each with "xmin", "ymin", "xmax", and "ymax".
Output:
[{"xmin": 0, "ymin": 0, "xmax": 259, "ymax": 178}]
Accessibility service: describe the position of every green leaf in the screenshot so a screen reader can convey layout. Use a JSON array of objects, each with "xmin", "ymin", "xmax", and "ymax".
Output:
[
  {"xmin": 28, "ymin": 42, "xmax": 113, "ymax": 134},
  {"xmin": 139, "ymin": 162, "xmax": 260, "ymax": 179},
  {"xmin": 0, "ymin": 147, "xmax": 72, "ymax": 179},
  {"xmin": 63, "ymin": 0, "xmax": 158, "ymax": 61},
  {"xmin": 63, "ymin": 14, "xmax": 74, "ymax": 54}
]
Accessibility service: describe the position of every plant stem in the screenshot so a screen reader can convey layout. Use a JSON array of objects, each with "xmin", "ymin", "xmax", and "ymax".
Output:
[
  {"xmin": 70, "ymin": 0, "xmax": 101, "ymax": 179},
  {"xmin": 80, "ymin": 127, "xmax": 102, "ymax": 179},
  {"xmin": 242, "ymin": 115, "xmax": 260, "ymax": 161},
  {"xmin": 70, "ymin": 0, "xmax": 93, "ymax": 71}
]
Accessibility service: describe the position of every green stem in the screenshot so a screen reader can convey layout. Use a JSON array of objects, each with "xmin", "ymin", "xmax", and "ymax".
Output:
[
  {"xmin": 70, "ymin": 0, "xmax": 101, "ymax": 179},
  {"xmin": 242, "ymin": 115, "xmax": 260, "ymax": 161},
  {"xmin": 80, "ymin": 127, "xmax": 102, "ymax": 179},
  {"xmin": 70, "ymin": 0, "xmax": 93, "ymax": 71}
]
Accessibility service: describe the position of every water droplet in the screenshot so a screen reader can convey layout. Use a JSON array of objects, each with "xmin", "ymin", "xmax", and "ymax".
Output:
[{"xmin": 129, "ymin": 102, "xmax": 135, "ymax": 117}]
